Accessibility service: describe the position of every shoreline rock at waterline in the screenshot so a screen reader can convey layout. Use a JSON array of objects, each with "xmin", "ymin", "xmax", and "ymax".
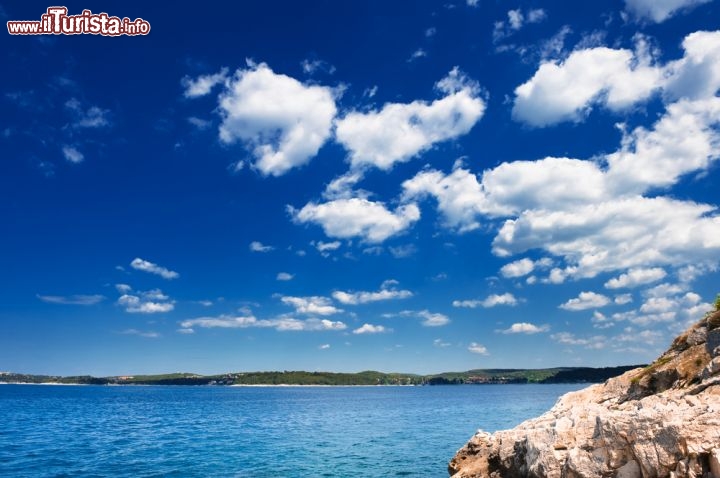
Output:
[{"xmin": 449, "ymin": 309, "xmax": 720, "ymax": 478}]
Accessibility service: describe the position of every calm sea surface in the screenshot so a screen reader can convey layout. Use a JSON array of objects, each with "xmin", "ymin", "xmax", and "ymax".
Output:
[{"xmin": 0, "ymin": 383, "xmax": 585, "ymax": 477}]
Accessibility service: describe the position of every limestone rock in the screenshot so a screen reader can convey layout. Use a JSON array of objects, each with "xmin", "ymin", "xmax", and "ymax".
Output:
[{"xmin": 449, "ymin": 310, "xmax": 720, "ymax": 478}]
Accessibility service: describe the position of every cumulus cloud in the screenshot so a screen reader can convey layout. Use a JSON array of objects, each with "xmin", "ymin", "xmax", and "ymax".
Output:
[
  {"xmin": 196, "ymin": 61, "xmax": 338, "ymax": 176},
  {"xmin": 559, "ymin": 291, "xmax": 611, "ymax": 311},
  {"xmin": 182, "ymin": 68, "xmax": 229, "ymax": 98},
  {"xmin": 37, "ymin": 294, "xmax": 104, "ymax": 305},
  {"xmin": 500, "ymin": 258, "xmax": 535, "ymax": 278},
  {"xmin": 493, "ymin": 196, "xmax": 720, "ymax": 278},
  {"xmin": 605, "ymin": 97, "xmax": 720, "ymax": 194},
  {"xmin": 604, "ymin": 267, "xmax": 667, "ymax": 289},
  {"xmin": 494, "ymin": 8, "xmax": 547, "ymax": 43},
  {"xmin": 664, "ymin": 31, "xmax": 720, "ymax": 101},
  {"xmin": 62, "ymin": 145, "xmax": 84, "ymax": 163},
  {"xmin": 332, "ymin": 282, "xmax": 413, "ymax": 305},
  {"xmin": 118, "ymin": 289, "xmax": 175, "ymax": 314},
  {"xmin": 121, "ymin": 329, "xmax": 160, "ymax": 338},
  {"xmin": 602, "ymin": 285, "xmax": 712, "ymax": 329},
  {"xmin": 179, "ymin": 315, "xmax": 347, "ymax": 332},
  {"xmin": 468, "ymin": 342, "xmax": 489, "ymax": 355},
  {"xmin": 276, "ymin": 272, "xmax": 294, "ymax": 281},
  {"xmin": 402, "ymin": 166, "xmax": 486, "ymax": 232},
  {"xmin": 65, "ymin": 98, "xmax": 110, "ymax": 128},
  {"xmin": 512, "ymin": 30, "xmax": 720, "ymax": 127},
  {"xmin": 335, "ymin": 67, "xmax": 485, "ymax": 171},
  {"xmin": 512, "ymin": 44, "xmax": 662, "ymax": 126},
  {"xmin": 407, "ymin": 127, "xmax": 720, "ymax": 281},
  {"xmin": 291, "ymin": 198, "xmax": 420, "ymax": 243},
  {"xmin": 499, "ymin": 322, "xmax": 549, "ymax": 334},
  {"xmin": 391, "ymin": 310, "xmax": 451, "ymax": 327},
  {"xmin": 130, "ymin": 258, "xmax": 179, "ymax": 280},
  {"xmin": 280, "ymin": 296, "xmax": 342, "ymax": 316},
  {"xmin": 313, "ymin": 240, "xmax": 342, "ymax": 252},
  {"xmin": 452, "ymin": 293, "xmax": 518, "ymax": 308},
  {"xmin": 249, "ymin": 241, "xmax": 274, "ymax": 252},
  {"xmin": 353, "ymin": 323, "xmax": 388, "ymax": 334},
  {"xmin": 551, "ymin": 332, "xmax": 607, "ymax": 349},
  {"xmin": 624, "ymin": 0, "xmax": 712, "ymax": 23}
]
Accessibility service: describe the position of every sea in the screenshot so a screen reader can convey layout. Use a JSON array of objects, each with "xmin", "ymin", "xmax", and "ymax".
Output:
[{"xmin": 0, "ymin": 383, "xmax": 585, "ymax": 477}]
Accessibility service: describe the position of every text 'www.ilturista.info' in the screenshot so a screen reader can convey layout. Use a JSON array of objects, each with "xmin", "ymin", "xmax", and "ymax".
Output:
[{"xmin": 7, "ymin": 7, "xmax": 150, "ymax": 36}]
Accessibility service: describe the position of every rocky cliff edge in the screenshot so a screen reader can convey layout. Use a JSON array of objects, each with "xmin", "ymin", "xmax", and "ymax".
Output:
[{"xmin": 449, "ymin": 308, "xmax": 720, "ymax": 478}]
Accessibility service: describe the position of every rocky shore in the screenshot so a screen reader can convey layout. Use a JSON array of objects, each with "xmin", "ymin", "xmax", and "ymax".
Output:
[{"xmin": 449, "ymin": 308, "xmax": 720, "ymax": 478}]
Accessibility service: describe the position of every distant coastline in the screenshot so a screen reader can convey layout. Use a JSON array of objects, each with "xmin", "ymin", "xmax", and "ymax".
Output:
[{"xmin": 0, "ymin": 366, "xmax": 642, "ymax": 387}]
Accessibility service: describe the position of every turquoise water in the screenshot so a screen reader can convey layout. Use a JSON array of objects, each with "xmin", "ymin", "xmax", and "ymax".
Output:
[{"xmin": 0, "ymin": 383, "xmax": 584, "ymax": 477}]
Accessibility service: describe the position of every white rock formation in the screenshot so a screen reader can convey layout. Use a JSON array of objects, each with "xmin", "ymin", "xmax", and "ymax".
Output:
[{"xmin": 449, "ymin": 310, "xmax": 720, "ymax": 478}]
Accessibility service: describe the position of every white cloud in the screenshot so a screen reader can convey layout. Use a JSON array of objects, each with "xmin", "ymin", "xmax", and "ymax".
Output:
[
  {"xmin": 318, "ymin": 343, "xmax": 331, "ymax": 350},
  {"xmin": 615, "ymin": 294, "xmax": 633, "ymax": 305},
  {"xmin": 468, "ymin": 342, "xmax": 489, "ymax": 355},
  {"xmin": 394, "ymin": 309, "xmax": 451, "ymax": 327},
  {"xmin": 416, "ymin": 310, "xmax": 450, "ymax": 327},
  {"xmin": 408, "ymin": 48, "xmax": 427, "ymax": 62},
  {"xmin": 389, "ymin": 244, "xmax": 417, "ymax": 258},
  {"xmin": 353, "ymin": 323, "xmax": 387, "ymax": 334},
  {"xmin": 280, "ymin": 296, "xmax": 342, "ymax": 316},
  {"xmin": 499, "ymin": 322, "xmax": 549, "ymax": 334},
  {"xmin": 335, "ymin": 68, "xmax": 485, "ymax": 171},
  {"xmin": 624, "ymin": 0, "xmax": 712, "ymax": 23},
  {"xmin": 480, "ymin": 157, "xmax": 607, "ymax": 215},
  {"xmin": 494, "ymin": 8, "xmax": 547, "ymax": 43},
  {"xmin": 500, "ymin": 258, "xmax": 535, "ymax": 278},
  {"xmin": 249, "ymin": 241, "xmax": 274, "ymax": 253},
  {"xmin": 291, "ymin": 198, "xmax": 420, "ymax": 243},
  {"xmin": 187, "ymin": 116, "xmax": 212, "ymax": 130},
  {"xmin": 605, "ymin": 97, "xmax": 720, "ymax": 194},
  {"xmin": 115, "ymin": 284, "xmax": 132, "ymax": 294},
  {"xmin": 276, "ymin": 272, "xmax": 294, "ymax": 281},
  {"xmin": 314, "ymin": 240, "xmax": 341, "ymax": 252},
  {"xmin": 37, "ymin": 294, "xmax": 104, "ymax": 305},
  {"xmin": 433, "ymin": 338, "xmax": 451, "ymax": 347},
  {"xmin": 130, "ymin": 258, "xmax": 179, "ymax": 280},
  {"xmin": 407, "ymin": 102, "xmax": 720, "ymax": 280},
  {"xmin": 181, "ymin": 68, "xmax": 228, "ymax": 98},
  {"xmin": 332, "ymin": 282, "xmax": 413, "ymax": 305},
  {"xmin": 453, "ymin": 293, "xmax": 518, "ymax": 308},
  {"xmin": 664, "ymin": 31, "xmax": 720, "ymax": 101},
  {"xmin": 65, "ymin": 98, "xmax": 110, "ymax": 128},
  {"xmin": 121, "ymin": 329, "xmax": 160, "ymax": 338},
  {"xmin": 493, "ymin": 196, "xmax": 720, "ymax": 278},
  {"xmin": 604, "ymin": 267, "xmax": 667, "ymax": 289},
  {"xmin": 551, "ymin": 332, "xmax": 607, "ymax": 349},
  {"xmin": 623, "ymin": 288, "xmax": 714, "ymax": 326},
  {"xmin": 402, "ymin": 166, "xmax": 486, "ymax": 232},
  {"xmin": 118, "ymin": 290, "xmax": 175, "ymax": 314},
  {"xmin": 62, "ymin": 145, "xmax": 84, "ymax": 163},
  {"xmin": 179, "ymin": 315, "xmax": 347, "ymax": 332},
  {"xmin": 300, "ymin": 59, "xmax": 335, "ymax": 75},
  {"xmin": 212, "ymin": 61, "xmax": 337, "ymax": 176},
  {"xmin": 512, "ymin": 31, "xmax": 720, "ymax": 128},
  {"xmin": 559, "ymin": 291, "xmax": 610, "ymax": 311},
  {"xmin": 512, "ymin": 45, "xmax": 662, "ymax": 126}
]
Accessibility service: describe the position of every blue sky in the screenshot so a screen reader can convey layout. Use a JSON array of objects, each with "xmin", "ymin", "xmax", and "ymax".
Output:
[{"xmin": 2, "ymin": 0, "xmax": 720, "ymax": 376}]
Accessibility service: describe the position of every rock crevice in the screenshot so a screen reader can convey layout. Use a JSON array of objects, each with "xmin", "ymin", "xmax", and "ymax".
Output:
[{"xmin": 449, "ymin": 309, "xmax": 720, "ymax": 478}]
